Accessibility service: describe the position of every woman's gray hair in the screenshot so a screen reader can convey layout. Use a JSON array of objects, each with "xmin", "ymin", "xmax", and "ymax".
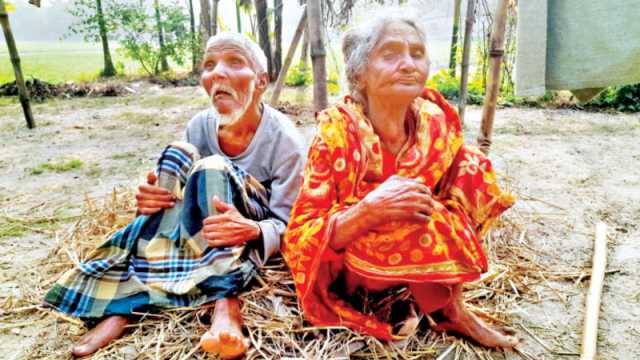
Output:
[
  {"xmin": 205, "ymin": 32, "xmax": 268, "ymax": 75},
  {"xmin": 342, "ymin": 13, "xmax": 429, "ymax": 104}
]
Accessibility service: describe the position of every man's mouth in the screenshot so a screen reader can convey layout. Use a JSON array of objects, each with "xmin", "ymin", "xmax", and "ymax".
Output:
[
  {"xmin": 211, "ymin": 85, "xmax": 237, "ymax": 100},
  {"xmin": 214, "ymin": 90, "xmax": 232, "ymax": 98}
]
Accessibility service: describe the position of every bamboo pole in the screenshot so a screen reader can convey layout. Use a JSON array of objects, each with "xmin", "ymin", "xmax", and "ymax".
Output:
[
  {"xmin": 0, "ymin": 0, "xmax": 35, "ymax": 129},
  {"xmin": 458, "ymin": 0, "xmax": 476, "ymax": 126},
  {"xmin": 477, "ymin": 0, "xmax": 508, "ymax": 155},
  {"xmin": 307, "ymin": 0, "xmax": 327, "ymax": 111},
  {"xmin": 269, "ymin": 7, "xmax": 307, "ymax": 106},
  {"xmin": 581, "ymin": 222, "xmax": 607, "ymax": 360},
  {"xmin": 448, "ymin": 0, "xmax": 462, "ymax": 76}
]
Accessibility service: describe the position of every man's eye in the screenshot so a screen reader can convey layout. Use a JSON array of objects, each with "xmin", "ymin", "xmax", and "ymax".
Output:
[
  {"xmin": 412, "ymin": 50, "xmax": 424, "ymax": 58},
  {"xmin": 204, "ymin": 61, "xmax": 215, "ymax": 70}
]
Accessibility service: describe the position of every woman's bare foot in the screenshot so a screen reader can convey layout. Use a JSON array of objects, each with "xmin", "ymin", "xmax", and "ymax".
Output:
[
  {"xmin": 435, "ymin": 285, "xmax": 519, "ymax": 348},
  {"xmin": 72, "ymin": 315, "xmax": 130, "ymax": 357},
  {"xmin": 200, "ymin": 297, "xmax": 249, "ymax": 359}
]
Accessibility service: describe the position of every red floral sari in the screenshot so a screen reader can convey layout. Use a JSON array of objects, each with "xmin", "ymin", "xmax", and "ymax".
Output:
[{"xmin": 283, "ymin": 88, "xmax": 515, "ymax": 340}]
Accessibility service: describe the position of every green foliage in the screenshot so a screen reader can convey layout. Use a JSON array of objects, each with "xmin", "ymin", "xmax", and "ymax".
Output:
[
  {"xmin": 588, "ymin": 84, "xmax": 640, "ymax": 112},
  {"xmin": 328, "ymin": 71, "xmax": 340, "ymax": 96},
  {"xmin": 111, "ymin": 1, "xmax": 191, "ymax": 76},
  {"xmin": 611, "ymin": 84, "xmax": 640, "ymax": 112},
  {"xmin": 427, "ymin": 69, "xmax": 459, "ymax": 99},
  {"xmin": 66, "ymin": 0, "xmax": 118, "ymax": 43},
  {"xmin": 285, "ymin": 63, "xmax": 311, "ymax": 87},
  {"xmin": 426, "ymin": 69, "xmax": 484, "ymax": 105}
]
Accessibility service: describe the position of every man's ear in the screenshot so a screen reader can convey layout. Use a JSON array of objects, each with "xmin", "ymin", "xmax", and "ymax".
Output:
[{"xmin": 256, "ymin": 72, "xmax": 269, "ymax": 91}]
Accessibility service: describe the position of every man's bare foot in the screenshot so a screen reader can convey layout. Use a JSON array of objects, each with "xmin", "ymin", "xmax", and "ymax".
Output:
[
  {"xmin": 72, "ymin": 315, "xmax": 130, "ymax": 357},
  {"xmin": 435, "ymin": 285, "xmax": 519, "ymax": 348},
  {"xmin": 200, "ymin": 297, "xmax": 249, "ymax": 359}
]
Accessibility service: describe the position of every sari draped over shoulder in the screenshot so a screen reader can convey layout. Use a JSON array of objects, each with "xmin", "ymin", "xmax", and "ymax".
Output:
[{"xmin": 282, "ymin": 88, "xmax": 515, "ymax": 340}]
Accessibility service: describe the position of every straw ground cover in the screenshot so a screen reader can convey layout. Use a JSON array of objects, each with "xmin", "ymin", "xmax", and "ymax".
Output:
[{"xmin": 1, "ymin": 85, "xmax": 639, "ymax": 359}]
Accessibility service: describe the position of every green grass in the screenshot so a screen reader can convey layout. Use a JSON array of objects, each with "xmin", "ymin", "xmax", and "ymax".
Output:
[
  {"xmin": 30, "ymin": 158, "xmax": 84, "ymax": 175},
  {"xmin": 137, "ymin": 95, "xmax": 188, "ymax": 109},
  {"xmin": 0, "ymin": 210, "xmax": 80, "ymax": 239},
  {"xmin": 116, "ymin": 111, "xmax": 168, "ymax": 125},
  {"xmin": 111, "ymin": 151, "xmax": 138, "ymax": 160},
  {"xmin": 0, "ymin": 41, "xmax": 142, "ymax": 84}
]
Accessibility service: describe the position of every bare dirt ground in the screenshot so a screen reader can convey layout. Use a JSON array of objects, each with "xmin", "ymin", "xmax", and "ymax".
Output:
[{"xmin": 0, "ymin": 84, "xmax": 638, "ymax": 359}]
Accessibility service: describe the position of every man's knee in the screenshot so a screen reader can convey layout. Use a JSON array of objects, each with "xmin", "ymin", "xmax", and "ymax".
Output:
[{"xmin": 192, "ymin": 154, "xmax": 235, "ymax": 173}]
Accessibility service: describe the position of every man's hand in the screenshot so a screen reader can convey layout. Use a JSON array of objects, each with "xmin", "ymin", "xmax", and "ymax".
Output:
[
  {"xmin": 202, "ymin": 196, "xmax": 261, "ymax": 248},
  {"xmin": 136, "ymin": 171, "xmax": 176, "ymax": 215}
]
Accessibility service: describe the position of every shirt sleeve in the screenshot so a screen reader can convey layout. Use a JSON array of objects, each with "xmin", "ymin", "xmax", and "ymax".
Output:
[{"xmin": 252, "ymin": 134, "xmax": 305, "ymax": 265}]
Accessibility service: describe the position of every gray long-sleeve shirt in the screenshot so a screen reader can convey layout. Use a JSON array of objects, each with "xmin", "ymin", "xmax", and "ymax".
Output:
[{"xmin": 185, "ymin": 104, "xmax": 305, "ymax": 265}]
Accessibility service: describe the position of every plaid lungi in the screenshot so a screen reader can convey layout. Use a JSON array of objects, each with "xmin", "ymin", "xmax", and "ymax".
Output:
[{"xmin": 44, "ymin": 142, "xmax": 271, "ymax": 319}]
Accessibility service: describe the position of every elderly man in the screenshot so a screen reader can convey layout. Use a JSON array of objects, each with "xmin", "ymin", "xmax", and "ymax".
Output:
[
  {"xmin": 44, "ymin": 33, "xmax": 305, "ymax": 358},
  {"xmin": 283, "ymin": 14, "xmax": 518, "ymax": 348}
]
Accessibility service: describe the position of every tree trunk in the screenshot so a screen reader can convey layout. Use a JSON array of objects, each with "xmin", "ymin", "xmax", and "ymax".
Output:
[
  {"xmin": 254, "ymin": 0, "xmax": 273, "ymax": 79},
  {"xmin": 449, "ymin": 0, "xmax": 462, "ymax": 76},
  {"xmin": 235, "ymin": 0, "xmax": 242, "ymax": 33},
  {"xmin": 299, "ymin": 27, "xmax": 310, "ymax": 71},
  {"xmin": 211, "ymin": 0, "xmax": 219, "ymax": 35},
  {"xmin": 273, "ymin": 0, "xmax": 283, "ymax": 81},
  {"xmin": 95, "ymin": 0, "xmax": 116, "ymax": 77},
  {"xmin": 154, "ymin": 0, "xmax": 169, "ymax": 73},
  {"xmin": 188, "ymin": 0, "xmax": 197, "ymax": 73},
  {"xmin": 270, "ymin": 7, "xmax": 307, "ymax": 105},
  {"xmin": 199, "ymin": 0, "xmax": 211, "ymax": 50},
  {"xmin": 0, "ymin": 0, "xmax": 35, "ymax": 129},
  {"xmin": 477, "ymin": 0, "xmax": 509, "ymax": 155},
  {"xmin": 307, "ymin": 0, "xmax": 327, "ymax": 111},
  {"xmin": 458, "ymin": 0, "xmax": 476, "ymax": 125}
]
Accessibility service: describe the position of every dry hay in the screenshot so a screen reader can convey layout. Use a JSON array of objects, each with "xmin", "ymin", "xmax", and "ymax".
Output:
[{"xmin": 0, "ymin": 186, "xmax": 584, "ymax": 359}]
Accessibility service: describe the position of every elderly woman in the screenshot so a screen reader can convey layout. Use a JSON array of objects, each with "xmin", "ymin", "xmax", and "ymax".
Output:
[
  {"xmin": 44, "ymin": 33, "xmax": 305, "ymax": 358},
  {"xmin": 283, "ymin": 15, "xmax": 518, "ymax": 347}
]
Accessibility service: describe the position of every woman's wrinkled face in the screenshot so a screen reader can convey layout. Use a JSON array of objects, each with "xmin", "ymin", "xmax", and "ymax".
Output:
[
  {"xmin": 361, "ymin": 22, "xmax": 429, "ymax": 102},
  {"xmin": 201, "ymin": 45, "xmax": 260, "ymax": 117}
]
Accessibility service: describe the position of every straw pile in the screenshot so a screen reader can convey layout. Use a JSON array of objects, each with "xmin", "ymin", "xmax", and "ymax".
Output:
[{"xmin": 2, "ymin": 185, "xmax": 580, "ymax": 359}]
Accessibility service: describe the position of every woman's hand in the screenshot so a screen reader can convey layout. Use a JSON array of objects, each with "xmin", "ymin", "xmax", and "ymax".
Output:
[
  {"xmin": 331, "ymin": 175, "xmax": 434, "ymax": 250},
  {"xmin": 360, "ymin": 175, "xmax": 434, "ymax": 227},
  {"xmin": 136, "ymin": 171, "xmax": 176, "ymax": 215},
  {"xmin": 202, "ymin": 196, "xmax": 261, "ymax": 248}
]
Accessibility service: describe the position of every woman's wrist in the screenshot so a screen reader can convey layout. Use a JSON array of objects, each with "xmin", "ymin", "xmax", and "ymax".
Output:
[{"xmin": 330, "ymin": 201, "xmax": 374, "ymax": 251}]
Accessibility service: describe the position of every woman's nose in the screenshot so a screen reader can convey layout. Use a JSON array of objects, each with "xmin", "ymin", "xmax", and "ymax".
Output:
[{"xmin": 398, "ymin": 52, "xmax": 417, "ymax": 73}]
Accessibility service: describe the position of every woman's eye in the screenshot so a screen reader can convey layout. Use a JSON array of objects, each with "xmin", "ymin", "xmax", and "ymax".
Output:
[{"xmin": 382, "ymin": 51, "xmax": 396, "ymax": 60}]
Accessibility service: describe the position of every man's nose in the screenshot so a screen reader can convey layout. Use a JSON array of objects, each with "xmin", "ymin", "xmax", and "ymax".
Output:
[{"xmin": 211, "ymin": 62, "xmax": 229, "ymax": 80}]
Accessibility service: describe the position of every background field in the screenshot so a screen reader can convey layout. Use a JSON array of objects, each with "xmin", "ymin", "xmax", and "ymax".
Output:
[{"xmin": 0, "ymin": 41, "xmax": 142, "ymax": 84}]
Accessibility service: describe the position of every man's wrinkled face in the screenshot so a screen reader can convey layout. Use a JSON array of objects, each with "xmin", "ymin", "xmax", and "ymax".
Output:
[
  {"xmin": 201, "ymin": 45, "xmax": 258, "ymax": 124},
  {"xmin": 361, "ymin": 22, "xmax": 429, "ymax": 102}
]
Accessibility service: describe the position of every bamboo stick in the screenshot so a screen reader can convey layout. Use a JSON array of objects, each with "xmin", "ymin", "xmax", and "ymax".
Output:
[
  {"xmin": 458, "ymin": 0, "xmax": 476, "ymax": 126},
  {"xmin": 0, "ymin": 0, "xmax": 35, "ymax": 129},
  {"xmin": 477, "ymin": 0, "xmax": 509, "ymax": 154},
  {"xmin": 269, "ymin": 6, "xmax": 307, "ymax": 105},
  {"xmin": 307, "ymin": 0, "xmax": 328, "ymax": 111},
  {"xmin": 580, "ymin": 222, "xmax": 607, "ymax": 360}
]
